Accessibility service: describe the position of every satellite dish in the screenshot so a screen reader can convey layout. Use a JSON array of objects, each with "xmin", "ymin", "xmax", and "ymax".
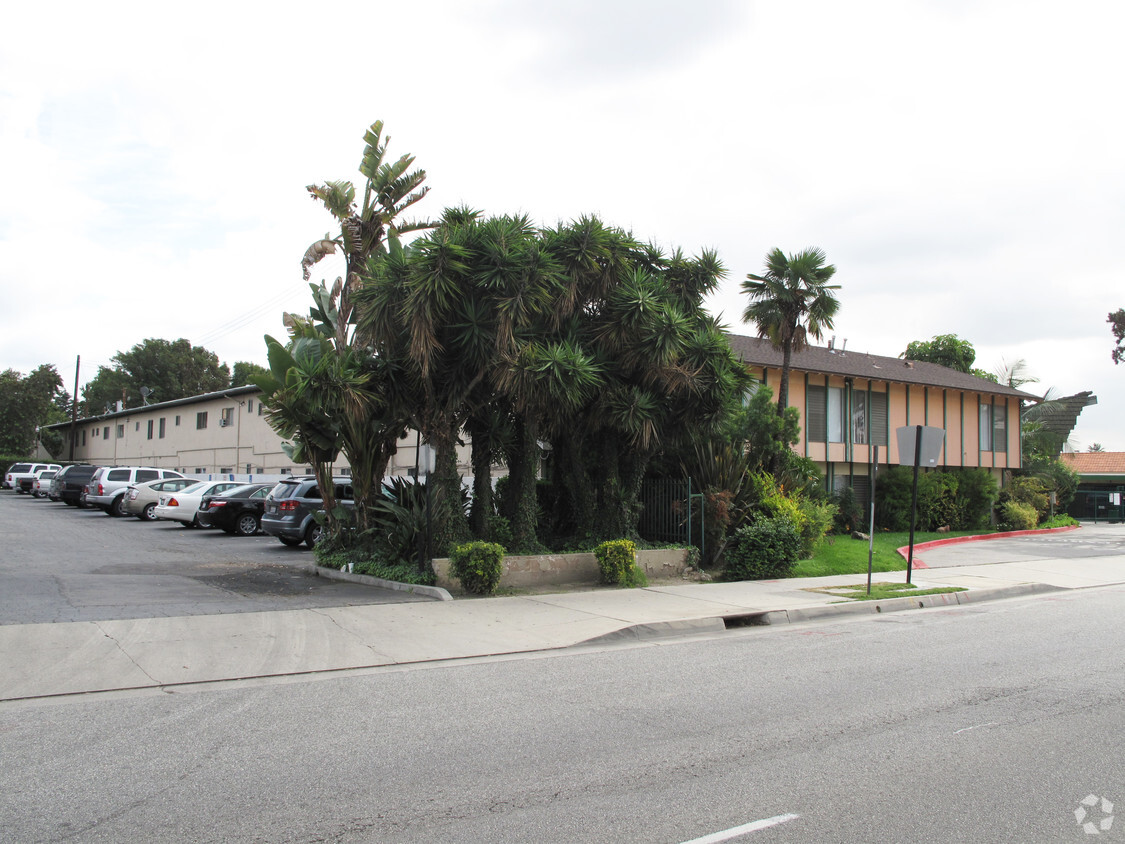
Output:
[{"xmin": 140, "ymin": 386, "xmax": 153, "ymax": 405}]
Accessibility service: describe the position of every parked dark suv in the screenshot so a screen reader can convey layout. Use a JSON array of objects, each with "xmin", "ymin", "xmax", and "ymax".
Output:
[
  {"xmin": 55, "ymin": 464, "xmax": 99, "ymax": 507},
  {"xmin": 261, "ymin": 477, "xmax": 354, "ymax": 548}
]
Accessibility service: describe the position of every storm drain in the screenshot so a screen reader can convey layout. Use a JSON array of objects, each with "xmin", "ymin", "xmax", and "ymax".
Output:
[{"xmin": 722, "ymin": 612, "xmax": 772, "ymax": 629}]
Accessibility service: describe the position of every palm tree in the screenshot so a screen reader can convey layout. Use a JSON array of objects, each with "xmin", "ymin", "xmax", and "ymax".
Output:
[
  {"xmin": 255, "ymin": 332, "xmax": 353, "ymax": 535},
  {"xmin": 741, "ymin": 247, "xmax": 840, "ymax": 414},
  {"xmin": 266, "ymin": 120, "xmax": 433, "ymax": 537},
  {"xmin": 302, "ymin": 120, "xmax": 432, "ymax": 351}
]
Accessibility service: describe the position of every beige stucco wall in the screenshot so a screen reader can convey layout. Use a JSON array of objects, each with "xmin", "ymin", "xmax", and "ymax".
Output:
[{"xmin": 59, "ymin": 389, "xmax": 473, "ymax": 478}]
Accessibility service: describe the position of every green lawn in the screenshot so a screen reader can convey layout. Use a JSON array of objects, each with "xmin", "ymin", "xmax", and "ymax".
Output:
[
  {"xmin": 792, "ymin": 530, "xmax": 981, "ymax": 578},
  {"xmin": 809, "ymin": 581, "xmax": 968, "ymax": 601}
]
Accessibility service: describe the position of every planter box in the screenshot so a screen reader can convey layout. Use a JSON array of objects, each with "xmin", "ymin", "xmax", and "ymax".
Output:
[{"xmin": 432, "ymin": 548, "xmax": 689, "ymax": 591}]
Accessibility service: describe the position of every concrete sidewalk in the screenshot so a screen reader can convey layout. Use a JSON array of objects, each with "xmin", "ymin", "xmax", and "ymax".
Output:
[{"xmin": 6, "ymin": 535, "xmax": 1125, "ymax": 702}]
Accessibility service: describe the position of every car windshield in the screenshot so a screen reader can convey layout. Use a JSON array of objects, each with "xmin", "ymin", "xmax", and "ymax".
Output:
[{"xmin": 178, "ymin": 482, "xmax": 209, "ymax": 495}]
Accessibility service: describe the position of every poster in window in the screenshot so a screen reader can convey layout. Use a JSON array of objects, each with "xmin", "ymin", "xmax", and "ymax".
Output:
[{"xmin": 852, "ymin": 392, "xmax": 867, "ymax": 444}]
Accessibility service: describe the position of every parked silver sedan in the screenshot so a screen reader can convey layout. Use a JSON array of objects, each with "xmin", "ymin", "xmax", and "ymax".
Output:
[
  {"xmin": 124, "ymin": 477, "xmax": 202, "ymax": 521},
  {"xmin": 153, "ymin": 480, "xmax": 242, "ymax": 527}
]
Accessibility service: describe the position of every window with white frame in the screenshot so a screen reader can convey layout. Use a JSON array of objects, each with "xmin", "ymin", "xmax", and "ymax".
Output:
[
  {"xmin": 851, "ymin": 391, "xmax": 867, "ymax": 444},
  {"xmin": 979, "ymin": 401, "xmax": 992, "ymax": 451},
  {"xmin": 993, "ymin": 402, "xmax": 1007, "ymax": 453},
  {"xmin": 827, "ymin": 386, "xmax": 845, "ymax": 443}
]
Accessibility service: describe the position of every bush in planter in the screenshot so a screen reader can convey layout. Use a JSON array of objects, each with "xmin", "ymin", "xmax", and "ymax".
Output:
[
  {"xmin": 450, "ymin": 541, "xmax": 505, "ymax": 595},
  {"xmin": 594, "ymin": 539, "xmax": 647, "ymax": 588},
  {"xmin": 722, "ymin": 515, "xmax": 801, "ymax": 581},
  {"xmin": 999, "ymin": 476, "xmax": 1050, "ymax": 523},
  {"xmin": 999, "ymin": 500, "xmax": 1038, "ymax": 532}
]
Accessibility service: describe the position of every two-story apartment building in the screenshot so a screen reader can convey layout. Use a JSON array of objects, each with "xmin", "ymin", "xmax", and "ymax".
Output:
[
  {"xmin": 44, "ymin": 386, "xmax": 451, "ymax": 479},
  {"xmin": 45, "ymin": 338, "xmax": 1036, "ymax": 501},
  {"xmin": 727, "ymin": 335, "xmax": 1038, "ymax": 502}
]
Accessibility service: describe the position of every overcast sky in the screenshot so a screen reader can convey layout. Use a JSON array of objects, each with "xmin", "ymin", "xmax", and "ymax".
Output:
[{"xmin": 2, "ymin": 0, "xmax": 1122, "ymax": 449}]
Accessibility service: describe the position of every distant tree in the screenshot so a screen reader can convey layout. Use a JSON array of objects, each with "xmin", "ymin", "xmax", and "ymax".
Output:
[
  {"xmin": 82, "ymin": 339, "xmax": 230, "ymax": 414},
  {"xmin": 902, "ymin": 333, "xmax": 997, "ymax": 381},
  {"xmin": 1087, "ymin": 443, "xmax": 1105, "ymax": 452},
  {"xmin": 230, "ymin": 361, "xmax": 268, "ymax": 388},
  {"xmin": 0, "ymin": 365, "xmax": 67, "ymax": 456},
  {"xmin": 742, "ymin": 247, "xmax": 840, "ymax": 414},
  {"xmin": 1109, "ymin": 309, "xmax": 1125, "ymax": 364}
]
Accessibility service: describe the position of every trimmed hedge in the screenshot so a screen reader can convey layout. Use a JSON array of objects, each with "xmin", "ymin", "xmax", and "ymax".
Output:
[
  {"xmin": 450, "ymin": 541, "xmax": 505, "ymax": 595},
  {"xmin": 594, "ymin": 539, "xmax": 647, "ymax": 588},
  {"xmin": 722, "ymin": 515, "xmax": 801, "ymax": 581}
]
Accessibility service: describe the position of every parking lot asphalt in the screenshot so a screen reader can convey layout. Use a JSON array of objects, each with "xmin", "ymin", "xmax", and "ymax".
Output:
[
  {"xmin": 0, "ymin": 491, "xmax": 428, "ymax": 625},
  {"xmin": 3, "ymin": 512, "xmax": 1124, "ymax": 701}
]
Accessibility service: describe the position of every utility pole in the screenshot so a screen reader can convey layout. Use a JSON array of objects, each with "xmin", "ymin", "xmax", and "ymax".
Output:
[{"xmin": 68, "ymin": 355, "xmax": 80, "ymax": 462}]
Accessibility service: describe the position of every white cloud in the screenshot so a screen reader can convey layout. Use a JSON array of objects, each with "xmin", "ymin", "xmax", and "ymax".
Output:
[{"xmin": 2, "ymin": 0, "xmax": 1122, "ymax": 448}]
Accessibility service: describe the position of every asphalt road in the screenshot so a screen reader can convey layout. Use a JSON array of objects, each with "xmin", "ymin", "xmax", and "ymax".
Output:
[
  {"xmin": 917, "ymin": 523, "xmax": 1125, "ymax": 568},
  {"xmin": 0, "ymin": 490, "xmax": 426, "ymax": 624},
  {"xmin": 3, "ymin": 582, "xmax": 1124, "ymax": 842}
]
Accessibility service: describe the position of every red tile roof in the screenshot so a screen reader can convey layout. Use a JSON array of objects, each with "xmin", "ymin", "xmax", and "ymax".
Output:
[{"xmin": 1061, "ymin": 452, "xmax": 1125, "ymax": 475}]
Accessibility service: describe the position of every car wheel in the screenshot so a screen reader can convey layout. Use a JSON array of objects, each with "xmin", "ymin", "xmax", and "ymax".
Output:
[
  {"xmin": 109, "ymin": 496, "xmax": 126, "ymax": 517},
  {"xmin": 304, "ymin": 523, "xmax": 323, "ymax": 549},
  {"xmin": 279, "ymin": 536, "xmax": 303, "ymax": 547},
  {"xmin": 139, "ymin": 503, "xmax": 158, "ymax": 521},
  {"xmin": 234, "ymin": 513, "xmax": 259, "ymax": 537}
]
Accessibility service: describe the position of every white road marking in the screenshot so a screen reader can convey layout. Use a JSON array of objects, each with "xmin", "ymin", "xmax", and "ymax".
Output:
[
  {"xmin": 680, "ymin": 813, "xmax": 801, "ymax": 843},
  {"xmin": 954, "ymin": 722, "xmax": 999, "ymax": 734}
]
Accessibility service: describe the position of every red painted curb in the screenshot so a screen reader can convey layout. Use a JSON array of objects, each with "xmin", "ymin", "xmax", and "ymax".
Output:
[{"xmin": 896, "ymin": 524, "xmax": 1081, "ymax": 566}]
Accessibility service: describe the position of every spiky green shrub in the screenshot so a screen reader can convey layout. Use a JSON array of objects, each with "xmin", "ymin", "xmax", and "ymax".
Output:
[
  {"xmin": 594, "ymin": 539, "xmax": 646, "ymax": 587},
  {"xmin": 450, "ymin": 541, "xmax": 505, "ymax": 595}
]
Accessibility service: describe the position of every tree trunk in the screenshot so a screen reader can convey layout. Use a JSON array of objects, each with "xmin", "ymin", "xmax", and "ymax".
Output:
[
  {"xmin": 508, "ymin": 415, "xmax": 542, "ymax": 552},
  {"xmin": 311, "ymin": 452, "xmax": 340, "ymax": 541},
  {"xmin": 777, "ymin": 342, "xmax": 793, "ymax": 415},
  {"xmin": 467, "ymin": 418, "xmax": 494, "ymax": 539},
  {"xmin": 429, "ymin": 427, "xmax": 470, "ymax": 557}
]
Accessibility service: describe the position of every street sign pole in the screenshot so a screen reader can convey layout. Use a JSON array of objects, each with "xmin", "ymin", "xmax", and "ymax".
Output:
[
  {"xmin": 896, "ymin": 424, "xmax": 946, "ymax": 587},
  {"xmin": 867, "ymin": 445, "xmax": 878, "ymax": 596},
  {"xmin": 906, "ymin": 425, "xmax": 922, "ymax": 584}
]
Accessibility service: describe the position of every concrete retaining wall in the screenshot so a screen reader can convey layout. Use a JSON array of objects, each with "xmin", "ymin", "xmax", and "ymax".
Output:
[{"xmin": 432, "ymin": 548, "xmax": 689, "ymax": 591}]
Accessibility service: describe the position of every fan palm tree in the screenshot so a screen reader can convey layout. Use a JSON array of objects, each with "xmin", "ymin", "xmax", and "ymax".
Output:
[{"xmin": 742, "ymin": 247, "xmax": 840, "ymax": 414}]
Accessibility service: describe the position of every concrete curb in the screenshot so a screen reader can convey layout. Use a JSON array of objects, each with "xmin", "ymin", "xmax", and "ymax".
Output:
[
  {"xmin": 303, "ymin": 565, "xmax": 453, "ymax": 601},
  {"xmin": 585, "ymin": 582, "xmax": 1068, "ymax": 644},
  {"xmin": 897, "ymin": 524, "xmax": 1082, "ymax": 561},
  {"xmin": 579, "ymin": 618, "xmax": 727, "ymax": 644}
]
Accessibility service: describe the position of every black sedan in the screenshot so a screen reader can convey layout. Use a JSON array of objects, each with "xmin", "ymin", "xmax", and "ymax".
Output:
[{"xmin": 196, "ymin": 483, "xmax": 274, "ymax": 536}]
